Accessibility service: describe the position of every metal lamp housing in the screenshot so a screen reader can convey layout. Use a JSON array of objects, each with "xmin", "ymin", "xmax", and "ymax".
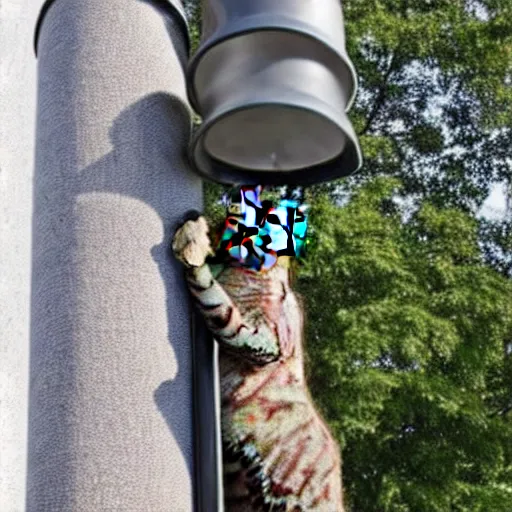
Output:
[{"xmin": 188, "ymin": 0, "xmax": 363, "ymax": 185}]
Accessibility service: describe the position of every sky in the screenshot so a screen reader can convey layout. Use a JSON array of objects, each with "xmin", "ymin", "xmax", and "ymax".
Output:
[{"xmin": 480, "ymin": 182, "xmax": 509, "ymax": 221}]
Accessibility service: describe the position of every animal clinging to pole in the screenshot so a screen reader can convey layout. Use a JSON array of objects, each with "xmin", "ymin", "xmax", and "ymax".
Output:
[{"xmin": 172, "ymin": 186, "xmax": 344, "ymax": 511}]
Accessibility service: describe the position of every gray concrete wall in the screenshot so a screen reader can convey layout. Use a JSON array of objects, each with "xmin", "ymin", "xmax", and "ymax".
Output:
[
  {"xmin": 0, "ymin": 1, "xmax": 39, "ymax": 510},
  {"xmin": 28, "ymin": 1, "xmax": 201, "ymax": 510}
]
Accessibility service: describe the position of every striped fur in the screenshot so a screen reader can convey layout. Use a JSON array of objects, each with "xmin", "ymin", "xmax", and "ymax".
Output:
[{"xmin": 174, "ymin": 218, "xmax": 344, "ymax": 511}]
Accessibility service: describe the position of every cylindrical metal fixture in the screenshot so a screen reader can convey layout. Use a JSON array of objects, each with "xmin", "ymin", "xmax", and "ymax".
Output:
[{"xmin": 188, "ymin": 0, "xmax": 362, "ymax": 185}]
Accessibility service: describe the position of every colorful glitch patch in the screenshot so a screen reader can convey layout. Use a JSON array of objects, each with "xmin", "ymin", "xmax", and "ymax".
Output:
[{"xmin": 216, "ymin": 186, "xmax": 308, "ymax": 271}]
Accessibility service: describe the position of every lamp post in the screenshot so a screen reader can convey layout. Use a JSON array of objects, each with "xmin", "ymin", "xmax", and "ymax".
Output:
[
  {"xmin": 188, "ymin": 0, "xmax": 362, "ymax": 185},
  {"xmin": 27, "ymin": 0, "xmax": 360, "ymax": 510},
  {"xmin": 28, "ymin": 1, "xmax": 205, "ymax": 510}
]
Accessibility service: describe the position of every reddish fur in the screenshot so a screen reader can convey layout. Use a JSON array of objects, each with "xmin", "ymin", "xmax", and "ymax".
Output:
[{"xmin": 175, "ymin": 218, "xmax": 344, "ymax": 511}]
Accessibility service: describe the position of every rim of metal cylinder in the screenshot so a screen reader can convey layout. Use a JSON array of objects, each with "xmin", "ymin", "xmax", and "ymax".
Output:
[
  {"xmin": 187, "ymin": 25, "xmax": 359, "ymax": 116},
  {"xmin": 190, "ymin": 103, "xmax": 363, "ymax": 186},
  {"xmin": 33, "ymin": 0, "xmax": 190, "ymax": 56}
]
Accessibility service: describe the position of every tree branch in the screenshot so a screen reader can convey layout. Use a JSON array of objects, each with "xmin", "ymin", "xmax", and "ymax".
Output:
[{"xmin": 359, "ymin": 53, "xmax": 400, "ymax": 136}]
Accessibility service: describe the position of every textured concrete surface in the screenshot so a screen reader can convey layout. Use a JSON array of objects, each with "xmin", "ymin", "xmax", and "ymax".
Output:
[
  {"xmin": 28, "ymin": 1, "xmax": 201, "ymax": 510},
  {"xmin": 0, "ymin": 1, "xmax": 39, "ymax": 510}
]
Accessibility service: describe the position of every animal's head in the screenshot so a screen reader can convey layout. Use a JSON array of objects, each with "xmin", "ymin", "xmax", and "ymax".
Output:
[{"xmin": 215, "ymin": 186, "xmax": 308, "ymax": 271}]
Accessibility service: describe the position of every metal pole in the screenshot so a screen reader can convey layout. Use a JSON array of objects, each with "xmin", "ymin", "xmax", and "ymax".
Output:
[
  {"xmin": 0, "ymin": 2, "xmax": 39, "ymax": 510},
  {"xmin": 192, "ymin": 318, "xmax": 224, "ymax": 512},
  {"xmin": 28, "ymin": 1, "xmax": 202, "ymax": 510}
]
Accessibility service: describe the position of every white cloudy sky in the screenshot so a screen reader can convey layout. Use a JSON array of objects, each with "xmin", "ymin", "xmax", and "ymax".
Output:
[{"xmin": 480, "ymin": 183, "xmax": 509, "ymax": 221}]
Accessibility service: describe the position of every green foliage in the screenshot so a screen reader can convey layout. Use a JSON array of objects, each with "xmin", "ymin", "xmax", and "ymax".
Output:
[
  {"xmin": 183, "ymin": 0, "xmax": 201, "ymax": 52},
  {"xmin": 298, "ymin": 180, "xmax": 512, "ymax": 511},
  {"xmin": 343, "ymin": 0, "xmax": 512, "ymax": 211}
]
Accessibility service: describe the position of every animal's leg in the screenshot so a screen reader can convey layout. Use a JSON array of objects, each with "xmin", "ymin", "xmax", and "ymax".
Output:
[{"xmin": 173, "ymin": 217, "xmax": 280, "ymax": 364}]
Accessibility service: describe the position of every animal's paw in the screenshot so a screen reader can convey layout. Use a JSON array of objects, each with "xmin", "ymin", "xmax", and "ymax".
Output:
[{"xmin": 172, "ymin": 216, "xmax": 213, "ymax": 268}]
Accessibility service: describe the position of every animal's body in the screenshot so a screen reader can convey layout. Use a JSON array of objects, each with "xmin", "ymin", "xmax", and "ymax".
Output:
[{"xmin": 173, "ymin": 216, "xmax": 344, "ymax": 512}]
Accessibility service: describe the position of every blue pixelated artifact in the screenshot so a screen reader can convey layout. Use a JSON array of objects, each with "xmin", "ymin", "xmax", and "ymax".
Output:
[{"xmin": 216, "ymin": 186, "xmax": 308, "ymax": 271}]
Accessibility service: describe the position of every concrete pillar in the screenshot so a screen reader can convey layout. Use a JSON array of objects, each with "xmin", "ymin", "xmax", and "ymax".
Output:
[
  {"xmin": 0, "ymin": 1, "xmax": 39, "ymax": 510},
  {"xmin": 28, "ymin": 1, "xmax": 201, "ymax": 510}
]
